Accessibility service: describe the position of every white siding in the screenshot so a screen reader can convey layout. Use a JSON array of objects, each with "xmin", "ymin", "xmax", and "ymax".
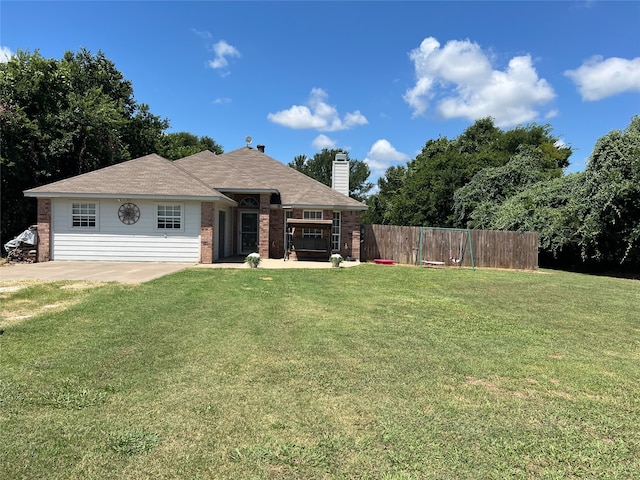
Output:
[
  {"xmin": 331, "ymin": 161, "xmax": 349, "ymax": 196},
  {"xmin": 51, "ymin": 199, "xmax": 202, "ymax": 262}
]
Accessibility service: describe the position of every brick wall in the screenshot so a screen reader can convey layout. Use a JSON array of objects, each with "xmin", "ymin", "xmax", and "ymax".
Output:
[
  {"xmin": 200, "ymin": 202, "xmax": 215, "ymax": 263},
  {"xmin": 258, "ymin": 193, "xmax": 270, "ymax": 258},
  {"xmin": 36, "ymin": 198, "xmax": 51, "ymax": 262},
  {"xmin": 342, "ymin": 210, "xmax": 361, "ymax": 260},
  {"xmin": 269, "ymin": 208, "xmax": 285, "ymax": 258}
]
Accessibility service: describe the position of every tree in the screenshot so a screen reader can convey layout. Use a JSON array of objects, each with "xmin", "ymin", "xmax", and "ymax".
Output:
[
  {"xmin": 157, "ymin": 132, "xmax": 223, "ymax": 160},
  {"xmin": 0, "ymin": 49, "xmax": 168, "ymax": 245},
  {"xmin": 577, "ymin": 116, "xmax": 640, "ymax": 267},
  {"xmin": 362, "ymin": 165, "xmax": 406, "ymax": 224},
  {"xmin": 489, "ymin": 173, "xmax": 584, "ymax": 266},
  {"xmin": 485, "ymin": 116, "xmax": 639, "ymax": 271},
  {"xmin": 453, "ymin": 145, "xmax": 564, "ymax": 228},
  {"xmin": 367, "ymin": 117, "xmax": 571, "ymax": 228},
  {"xmin": 288, "ymin": 148, "xmax": 373, "ymax": 201}
]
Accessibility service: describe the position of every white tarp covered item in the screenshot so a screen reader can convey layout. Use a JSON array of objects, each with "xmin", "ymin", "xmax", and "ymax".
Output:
[{"xmin": 4, "ymin": 227, "xmax": 38, "ymax": 253}]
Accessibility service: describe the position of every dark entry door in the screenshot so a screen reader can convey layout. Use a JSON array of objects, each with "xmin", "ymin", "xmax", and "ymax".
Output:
[{"xmin": 239, "ymin": 211, "xmax": 259, "ymax": 254}]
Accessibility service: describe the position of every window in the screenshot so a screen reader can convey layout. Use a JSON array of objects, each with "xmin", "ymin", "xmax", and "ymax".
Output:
[
  {"xmin": 157, "ymin": 204, "xmax": 182, "ymax": 229},
  {"xmin": 303, "ymin": 210, "xmax": 323, "ymax": 220},
  {"xmin": 239, "ymin": 197, "xmax": 259, "ymax": 208},
  {"xmin": 72, "ymin": 202, "xmax": 97, "ymax": 228},
  {"xmin": 332, "ymin": 211, "xmax": 341, "ymax": 252},
  {"xmin": 303, "ymin": 210, "xmax": 322, "ymax": 238}
]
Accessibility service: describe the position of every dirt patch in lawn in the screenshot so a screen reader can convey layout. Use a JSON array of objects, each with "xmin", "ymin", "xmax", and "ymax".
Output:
[{"xmin": 0, "ymin": 281, "xmax": 106, "ymax": 328}]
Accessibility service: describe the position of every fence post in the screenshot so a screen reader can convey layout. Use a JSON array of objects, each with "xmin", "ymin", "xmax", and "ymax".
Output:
[{"xmin": 419, "ymin": 226, "xmax": 423, "ymax": 267}]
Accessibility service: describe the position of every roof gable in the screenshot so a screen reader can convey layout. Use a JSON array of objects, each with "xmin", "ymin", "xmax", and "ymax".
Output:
[
  {"xmin": 24, "ymin": 154, "xmax": 233, "ymax": 202},
  {"xmin": 175, "ymin": 148, "xmax": 367, "ymax": 210}
]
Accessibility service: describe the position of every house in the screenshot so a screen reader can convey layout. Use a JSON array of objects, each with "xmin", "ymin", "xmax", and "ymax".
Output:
[{"xmin": 23, "ymin": 146, "xmax": 367, "ymax": 263}]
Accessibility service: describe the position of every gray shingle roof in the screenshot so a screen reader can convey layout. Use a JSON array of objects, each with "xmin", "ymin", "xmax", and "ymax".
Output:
[
  {"xmin": 24, "ymin": 154, "xmax": 234, "ymax": 203},
  {"xmin": 25, "ymin": 148, "xmax": 368, "ymax": 210},
  {"xmin": 175, "ymin": 148, "xmax": 367, "ymax": 210}
]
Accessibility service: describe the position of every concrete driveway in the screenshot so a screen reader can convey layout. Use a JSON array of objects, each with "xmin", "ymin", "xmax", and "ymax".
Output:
[{"xmin": 0, "ymin": 261, "xmax": 194, "ymax": 284}]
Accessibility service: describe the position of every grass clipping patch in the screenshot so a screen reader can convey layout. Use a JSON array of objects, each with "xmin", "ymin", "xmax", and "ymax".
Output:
[
  {"xmin": 109, "ymin": 430, "xmax": 161, "ymax": 456},
  {"xmin": 39, "ymin": 380, "xmax": 109, "ymax": 410}
]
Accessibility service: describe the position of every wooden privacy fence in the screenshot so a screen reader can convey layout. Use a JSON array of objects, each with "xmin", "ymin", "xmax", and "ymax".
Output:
[{"xmin": 360, "ymin": 225, "xmax": 539, "ymax": 270}]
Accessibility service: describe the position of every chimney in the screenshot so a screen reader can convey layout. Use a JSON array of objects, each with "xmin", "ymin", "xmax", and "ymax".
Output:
[
  {"xmin": 257, "ymin": 144, "xmax": 265, "ymax": 153},
  {"xmin": 332, "ymin": 153, "xmax": 349, "ymax": 196}
]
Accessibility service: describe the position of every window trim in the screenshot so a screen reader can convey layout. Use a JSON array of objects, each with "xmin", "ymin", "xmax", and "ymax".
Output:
[
  {"xmin": 332, "ymin": 211, "xmax": 341, "ymax": 252},
  {"xmin": 302, "ymin": 210, "xmax": 323, "ymax": 238},
  {"xmin": 239, "ymin": 197, "xmax": 259, "ymax": 208},
  {"xmin": 155, "ymin": 203, "xmax": 184, "ymax": 232},
  {"xmin": 71, "ymin": 201, "xmax": 98, "ymax": 229}
]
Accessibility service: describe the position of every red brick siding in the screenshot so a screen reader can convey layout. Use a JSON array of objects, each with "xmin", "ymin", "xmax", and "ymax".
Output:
[
  {"xmin": 37, "ymin": 198, "xmax": 51, "ymax": 262},
  {"xmin": 341, "ymin": 210, "xmax": 361, "ymax": 260},
  {"xmin": 200, "ymin": 202, "xmax": 215, "ymax": 263},
  {"xmin": 258, "ymin": 193, "xmax": 270, "ymax": 258},
  {"xmin": 270, "ymin": 208, "xmax": 285, "ymax": 258}
]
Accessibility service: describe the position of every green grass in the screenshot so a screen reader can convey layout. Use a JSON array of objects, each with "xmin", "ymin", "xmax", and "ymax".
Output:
[{"xmin": 1, "ymin": 266, "xmax": 638, "ymax": 479}]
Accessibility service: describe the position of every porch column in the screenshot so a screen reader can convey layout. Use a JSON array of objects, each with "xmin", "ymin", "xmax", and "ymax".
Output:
[
  {"xmin": 258, "ymin": 193, "xmax": 270, "ymax": 258},
  {"xmin": 200, "ymin": 202, "xmax": 215, "ymax": 264},
  {"xmin": 37, "ymin": 198, "xmax": 51, "ymax": 262}
]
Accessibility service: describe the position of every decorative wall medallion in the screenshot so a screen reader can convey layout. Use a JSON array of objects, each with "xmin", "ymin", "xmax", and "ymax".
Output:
[{"xmin": 118, "ymin": 203, "xmax": 140, "ymax": 225}]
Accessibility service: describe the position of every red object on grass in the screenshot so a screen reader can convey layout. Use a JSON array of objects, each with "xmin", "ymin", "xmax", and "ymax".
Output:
[{"xmin": 374, "ymin": 259, "xmax": 394, "ymax": 265}]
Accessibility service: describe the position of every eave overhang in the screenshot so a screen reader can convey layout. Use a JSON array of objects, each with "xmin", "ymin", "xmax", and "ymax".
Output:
[{"xmin": 23, "ymin": 192, "xmax": 238, "ymax": 207}]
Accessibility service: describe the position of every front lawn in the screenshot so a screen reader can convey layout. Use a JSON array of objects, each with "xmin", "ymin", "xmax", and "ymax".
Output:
[{"xmin": 1, "ymin": 266, "xmax": 638, "ymax": 479}]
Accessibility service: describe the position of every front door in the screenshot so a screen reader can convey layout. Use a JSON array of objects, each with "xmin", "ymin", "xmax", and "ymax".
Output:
[{"xmin": 239, "ymin": 211, "xmax": 259, "ymax": 254}]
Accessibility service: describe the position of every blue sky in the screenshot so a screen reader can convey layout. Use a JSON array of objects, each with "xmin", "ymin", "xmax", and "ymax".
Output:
[{"xmin": 2, "ymin": 1, "xmax": 639, "ymax": 185}]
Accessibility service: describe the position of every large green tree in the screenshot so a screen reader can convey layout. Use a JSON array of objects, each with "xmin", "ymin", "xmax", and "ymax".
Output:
[
  {"xmin": 453, "ymin": 145, "xmax": 565, "ymax": 229},
  {"xmin": 489, "ymin": 173, "xmax": 584, "ymax": 266},
  {"xmin": 0, "ymin": 49, "xmax": 168, "ymax": 245},
  {"xmin": 361, "ymin": 165, "xmax": 406, "ymax": 225},
  {"xmin": 157, "ymin": 132, "xmax": 223, "ymax": 160},
  {"xmin": 366, "ymin": 118, "xmax": 571, "ymax": 227},
  {"xmin": 288, "ymin": 148, "xmax": 373, "ymax": 201},
  {"xmin": 484, "ymin": 116, "xmax": 639, "ymax": 271},
  {"xmin": 576, "ymin": 115, "xmax": 640, "ymax": 267}
]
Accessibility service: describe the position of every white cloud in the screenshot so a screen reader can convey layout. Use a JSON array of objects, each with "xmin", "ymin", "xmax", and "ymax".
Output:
[
  {"xmin": 565, "ymin": 56, "xmax": 640, "ymax": 101},
  {"xmin": 364, "ymin": 139, "xmax": 410, "ymax": 177},
  {"xmin": 191, "ymin": 28, "xmax": 212, "ymax": 40},
  {"xmin": 268, "ymin": 88, "xmax": 368, "ymax": 132},
  {"xmin": 0, "ymin": 46, "xmax": 13, "ymax": 63},
  {"xmin": 212, "ymin": 97, "xmax": 232, "ymax": 105},
  {"xmin": 404, "ymin": 37, "xmax": 555, "ymax": 127},
  {"xmin": 208, "ymin": 40, "xmax": 241, "ymax": 72},
  {"xmin": 312, "ymin": 134, "xmax": 336, "ymax": 150},
  {"xmin": 545, "ymin": 109, "xmax": 559, "ymax": 120}
]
